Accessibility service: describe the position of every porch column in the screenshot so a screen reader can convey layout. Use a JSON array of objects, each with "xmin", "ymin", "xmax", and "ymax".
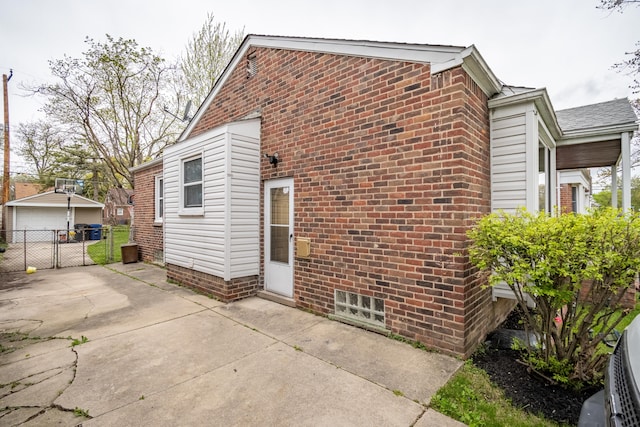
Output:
[
  {"xmin": 611, "ymin": 165, "xmax": 618, "ymax": 208},
  {"xmin": 622, "ymin": 132, "xmax": 631, "ymax": 211}
]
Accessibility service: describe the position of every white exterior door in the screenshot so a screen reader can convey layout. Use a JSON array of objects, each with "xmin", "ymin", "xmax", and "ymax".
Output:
[{"xmin": 264, "ymin": 178, "xmax": 294, "ymax": 297}]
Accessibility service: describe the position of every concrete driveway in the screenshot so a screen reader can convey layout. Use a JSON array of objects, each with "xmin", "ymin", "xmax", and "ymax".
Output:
[
  {"xmin": 0, "ymin": 263, "xmax": 464, "ymax": 426},
  {"xmin": 0, "ymin": 241, "xmax": 96, "ymax": 273}
]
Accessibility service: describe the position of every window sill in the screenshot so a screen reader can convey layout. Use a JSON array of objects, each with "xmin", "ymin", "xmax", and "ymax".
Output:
[{"xmin": 178, "ymin": 208, "xmax": 204, "ymax": 217}]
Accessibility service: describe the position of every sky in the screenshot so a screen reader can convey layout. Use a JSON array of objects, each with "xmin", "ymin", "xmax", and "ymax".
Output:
[{"xmin": 1, "ymin": 0, "xmax": 639, "ymax": 175}]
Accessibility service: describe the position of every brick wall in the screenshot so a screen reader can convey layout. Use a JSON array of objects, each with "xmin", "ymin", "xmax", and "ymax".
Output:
[
  {"xmin": 167, "ymin": 263, "xmax": 259, "ymax": 302},
  {"xmin": 559, "ymin": 184, "xmax": 573, "ymax": 214},
  {"xmin": 132, "ymin": 162, "xmax": 163, "ymax": 263},
  {"xmin": 186, "ymin": 48, "xmax": 504, "ymax": 356}
]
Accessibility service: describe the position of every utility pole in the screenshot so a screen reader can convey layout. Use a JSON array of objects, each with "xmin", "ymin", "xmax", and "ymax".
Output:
[
  {"xmin": 2, "ymin": 70, "xmax": 12, "ymax": 238},
  {"xmin": 2, "ymin": 70, "xmax": 12, "ymax": 206}
]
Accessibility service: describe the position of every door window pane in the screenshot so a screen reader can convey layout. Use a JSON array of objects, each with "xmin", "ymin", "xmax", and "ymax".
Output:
[
  {"xmin": 270, "ymin": 186, "xmax": 290, "ymax": 263},
  {"xmin": 270, "ymin": 225, "xmax": 289, "ymax": 263},
  {"xmin": 270, "ymin": 187, "xmax": 289, "ymax": 225}
]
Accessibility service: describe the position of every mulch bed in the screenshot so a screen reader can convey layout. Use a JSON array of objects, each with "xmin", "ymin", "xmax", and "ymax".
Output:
[{"xmin": 472, "ymin": 310, "xmax": 600, "ymax": 426}]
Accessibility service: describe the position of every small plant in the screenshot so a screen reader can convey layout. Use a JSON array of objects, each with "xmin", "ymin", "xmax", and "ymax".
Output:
[
  {"xmin": 70, "ymin": 336, "xmax": 89, "ymax": 347},
  {"xmin": 392, "ymin": 389, "xmax": 404, "ymax": 397},
  {"xmin": 293, "ymin": 345, "xmax": 303, "ymax": 352},
  {"xmin": 387, "ymin": 332, "xmax": 428, "ymax": 351},
  {"xmin": 73, "ymin": 407, "xmax": 90, "ymax": 417}
]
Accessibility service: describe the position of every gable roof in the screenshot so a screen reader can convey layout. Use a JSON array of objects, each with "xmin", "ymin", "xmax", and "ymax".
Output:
[
  {"xmin": 556, "ymin": 98, "xmax": 638, "ymax": 133},
  {"xmin": 6, "ymin": 191, "xmax": 105, "ymax": 208},
  {"xmin": 180, "ymin": 34, "xmax": 502, "ymax": 142}
]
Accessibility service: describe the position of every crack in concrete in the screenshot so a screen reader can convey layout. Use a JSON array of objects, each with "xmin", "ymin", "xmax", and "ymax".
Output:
[{"xmin": 0, "ymin": 326, "xmax": 90, "ymax": 425}]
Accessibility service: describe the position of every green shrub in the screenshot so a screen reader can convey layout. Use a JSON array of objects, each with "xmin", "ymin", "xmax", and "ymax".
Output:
[{"xmin": 468, "ymin": 208, "xmax": 640, "ymax": 387}]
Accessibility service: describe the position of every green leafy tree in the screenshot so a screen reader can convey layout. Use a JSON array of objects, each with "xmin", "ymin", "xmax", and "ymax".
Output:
[
  {"xmin": 15, "ymin": 120, "xmax": 63, "ymax": 190},
  {"xmin": 179, "ymin": 13, "xmax": 244, "ymax": 109},
  {"xmin": 468, "ymin": 208, "xmax": 640, "ymax": 387},
  {"xmin": 16, "ymin": 121, "xmax": 110, "ymax": 199},
  {"xmin": 32, "ymin": 35, "xmax": 184, "ymax": 189},
  {"xmin": 592, "ymin": 176, "xmax": 640, "ymax": 209}
]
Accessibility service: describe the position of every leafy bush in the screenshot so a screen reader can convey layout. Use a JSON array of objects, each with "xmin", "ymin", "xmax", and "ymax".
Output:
[{"xmin": 468, "ymin": 208, "xmax": 640, "ymax": 387}]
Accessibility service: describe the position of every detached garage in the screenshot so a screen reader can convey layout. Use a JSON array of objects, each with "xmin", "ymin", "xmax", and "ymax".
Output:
[{"xmin": 4, "ymin": 191, "xmax": 104, "ymax": 242}]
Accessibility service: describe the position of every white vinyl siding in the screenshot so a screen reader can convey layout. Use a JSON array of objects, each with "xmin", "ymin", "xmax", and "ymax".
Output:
[
  {"xmin": 490, "ymin": 106, "xmax": 528, "ymax": 212},
  {"xmin": 229, "ymin": 133, "xmax": 261, "ymax": 278},
  {"xmin": 163, "ymin": 119, "xmax": 260, "ymax": 281}
]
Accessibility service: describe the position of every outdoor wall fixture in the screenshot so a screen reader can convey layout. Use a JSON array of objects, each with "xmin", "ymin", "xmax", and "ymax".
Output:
[{"xmin": 264, "ymin": 152, "xmax": 279, "ymax": 167}]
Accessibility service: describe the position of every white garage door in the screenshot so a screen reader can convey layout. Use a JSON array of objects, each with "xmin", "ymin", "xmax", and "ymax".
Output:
[{"xmin": 15, "ymin": 207, "xmax": 70, "ymax": 242}]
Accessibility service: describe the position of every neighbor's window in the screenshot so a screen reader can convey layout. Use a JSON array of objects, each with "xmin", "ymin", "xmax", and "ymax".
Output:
[
  {"xmin": 155, "ymin": 175, "xmax": 164, "ymax": 222},
  {"xmin": 182, "ymin": 156, "xmax": 202, "ymax": 209}
]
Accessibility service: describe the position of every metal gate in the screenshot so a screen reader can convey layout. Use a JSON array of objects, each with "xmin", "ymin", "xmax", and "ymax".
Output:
[{"xmin": 0, "ymin": 228, "xmax": 105, "ymax": 273}]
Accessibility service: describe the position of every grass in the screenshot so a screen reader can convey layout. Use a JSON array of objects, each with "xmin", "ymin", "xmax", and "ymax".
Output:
[
  {"xmin": 615, "ymin": 292, "xmax": 640, "ymax": 332},
  {"xmin": 432, "ymin": 361, "xmax": 559, "ymax": 427},
  {"xmin": 70, "ymin": 335, "xmax": 89, "ymax": 347},
  {"xmin": 73, "ymin": 407, "xmax": 90, "ymax": 418},
  {"xmin": 87, "ymin": 225, "xmax": 130, "ymax": 264}
]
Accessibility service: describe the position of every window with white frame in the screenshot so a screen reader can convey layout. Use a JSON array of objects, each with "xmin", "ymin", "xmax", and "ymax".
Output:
[
  {"xmin": 155, "ymin": 175, "xmax": 163, "ymax": 223},
  {"xmin": 182, "ymin": 156, "xmax": 203, "ymax": 210}
]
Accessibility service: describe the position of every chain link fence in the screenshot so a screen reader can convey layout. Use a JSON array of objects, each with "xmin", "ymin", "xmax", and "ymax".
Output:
[{"xmin": 0, "ymin": 226, "xmax": 131, "ymax": 273}]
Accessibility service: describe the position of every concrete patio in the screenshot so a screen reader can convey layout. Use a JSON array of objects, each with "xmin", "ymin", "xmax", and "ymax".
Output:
[{"xmin": 0, "ymin": 263, "xmax": 465, "ymax": 426}]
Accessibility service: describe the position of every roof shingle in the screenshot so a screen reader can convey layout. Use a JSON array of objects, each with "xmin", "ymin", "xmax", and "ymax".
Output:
[{"xmin": 556, "ymin": 98, "xmax": 638, "ymax": 133}]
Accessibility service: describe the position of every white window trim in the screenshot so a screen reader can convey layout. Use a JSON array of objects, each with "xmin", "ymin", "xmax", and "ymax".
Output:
[
  {"xmin": 154, "ymin": 174, "xmax": 164, "ymax": 224},
  {"xmin": 179, "ymin": 153, "xmax": 204, "ymax": 216}
]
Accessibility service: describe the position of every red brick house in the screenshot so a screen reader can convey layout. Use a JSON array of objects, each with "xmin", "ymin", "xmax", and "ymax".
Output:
[
  {"xmin": 132, "ymin": 36, "xmax": 638, "ymax": 357},
  {"xmin": 103, "ymin": 187, "xmax": 134, "ymax": 225}
]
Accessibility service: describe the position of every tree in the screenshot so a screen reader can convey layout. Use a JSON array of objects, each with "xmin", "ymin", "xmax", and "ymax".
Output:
[
  {"xmin": 15, "ymin": 121, "xmax": 64, "ymax": 189},
  {"xmin": 32, "ymin": 35, "xmax": 184, "ymax": 189},
  {"xmin": 179, "ymin": 13, "xmax": 244, "ymax": 109},
  {"xmin": 595, "ymin": 1, "xmax": 640, "ymax": 185},
  {"xmin": 468, "ymin": 208, "xmax": 640, "ymax": 387},
  {"xmin": 598, "ymin": 0, "xmax": 639, "ymax": 92},
  {"xmin": 592, "ymin": 175, "xmax": 640, "ymax": 209},
  {"xmin": 16, "ymin": 121, "xmax": 112, "ymax": 199}
]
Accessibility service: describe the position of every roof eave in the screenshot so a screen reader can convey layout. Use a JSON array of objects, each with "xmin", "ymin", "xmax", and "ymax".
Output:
[
  {"xmin": 558, "ymin": 123, "xmax": 639, "ymax": 144},
  {"xmin": 180, "ymin": 35, "xmax": 498, "ymax": 141},
  {"xmin": 488, "ymin": 88, "xmax": 563, "ymax": 139},
  {"xmin": 129, "ymin": 157, "xmax": 164, "ymax": 173},
  {"xmin": 432, "ymin": 45, "xmax": 502, "ymax": 97}
]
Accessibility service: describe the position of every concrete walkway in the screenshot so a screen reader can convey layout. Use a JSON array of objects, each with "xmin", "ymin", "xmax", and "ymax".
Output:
[{"xmin": 0, "ymin": 263, "xmax": 465, "ymax": 426}]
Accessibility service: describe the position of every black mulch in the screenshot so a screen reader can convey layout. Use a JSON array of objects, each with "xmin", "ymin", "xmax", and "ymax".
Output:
[{"xmin": 472, "ymin": 310, "xmax": 600, "ymax": 426}]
